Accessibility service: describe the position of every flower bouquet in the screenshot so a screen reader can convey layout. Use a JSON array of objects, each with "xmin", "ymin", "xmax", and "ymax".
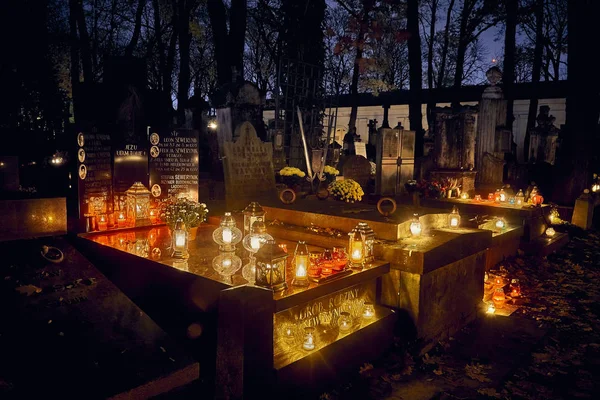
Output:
[
  {"xmin": 160, "ymin": 197, "xmax": 209, "ymax": 239},
  {"xmin": 279, "ymin": 166, "xmax": 306, "ymax": 188},
  {"xmin": 323, "ymin": 165, "xmax": 339, "ymax": 184},
  {"xmin": 414, "ymin": 179, "xmax": 448, "ymax": 199},
  {"xmin": 328, "ymin": 179, "xmax": 364, "ymax": 203}
]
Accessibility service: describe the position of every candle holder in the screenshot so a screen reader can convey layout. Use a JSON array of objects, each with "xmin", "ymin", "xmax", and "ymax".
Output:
[
  {"xmin": 515, "ymin": 189, "xmax": 525, "ymax": 207},
  {"xmin": 362, "ymin": 301, "xmax": 375, "ymax": 319},
  {"xmin": 125, "ymin": 182, "xmax": 151, "ymax": 226},
  {"xmin": 338, "ymin": 312, "xmax": 353, "ymax": 333},
  {"xmin": 292, "ymin": 241, "xmax": 310, "ymax": 287},
  {"xmin": 410, "ymin": 214, "xmax": 422, "ymax": 237},
  {"xmin": 486, "ymin": 301, "xmax": 496, "ymax": 314},
  {"xmin": 510, "ymin": 278, "xmax": 521, "ymax": 297},
  {"xmin": 492, "ymin": 287, "xmax": 506, "ymax": 309},
  {"xmin": 212, "ymin": 212, "xmax": 243, "ymax": 251},
  {"xmin": 499, "ymin": 188, "xmax": 507, "ymax": 202},
  {"xmin": 171, "ymin": 219, "xmax": 189, "ymax": 259},
  {"xmin": 255, "ymin": 239, "xmax": 288, "ymax": 292},
  {"xmin": 495, "ymin": 218, "xmax": 506, "ymax": 230},
  {"xmin": 545, "ymin": 227, "xmax": 556, "ymax": 237},
  {"xmin": 243, "ymin": 202, "xmax": 265, "ymax": 237},
  {"xmin": 474, "ymin": 194, "xmax": 482, "ymax": 202},
  {"xmin": 212, "ymin": 251, "xmax": 242, "ymax": 276},
  {"xmin": 98, "ymin": 214, "xmax": 108, "ymax": 231},
  {"xmin": 302, "ymin": 327, "xmax": 315, "ymax": 351},
  {"xmin": 460, "ymin": 192, "xmax": 469, "ymax": 200},
  {"xmin": 116, "ymin": 211, "xmax": 126, "ymax": 228},
  {"xmin": 448, "ymin": 206, "xmax": 460, "ymax": 229},
  {"xmin": 348, "ymin": 229, "xmax": 365, "ymax": 270},
  {"xmin": 242, "ymin": 218, "xmax": 273, "ymax": 254}
]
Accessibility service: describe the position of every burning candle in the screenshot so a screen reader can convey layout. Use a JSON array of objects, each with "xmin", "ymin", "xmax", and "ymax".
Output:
[
  {"xmin": 250, "ymin": 236, "xmax": 261, "ymax": 250},
  {"xmin": 98, "ymin": 215, "xmax": 108, "ymax": 231},
  {"xmin": 222, "ymin": 257, "xmax": 232, "ymax": 269},
  {"xmin": 222, "ymin": 227, "xmax": 233, "ymax": 244},
  {"xmin": 492, "ymin": 288, "xmax": 506, "ymax": 309},
  {"xmin": 460, "ymin": 192, "xmax": 469, "ymax": 200},
  {"xmin": 302, "ymin": 327, "xmax": 315, "ymax": 350},
  {"xmin": 545, "ymin": 227, "xmax": 556, "ymax": 237},
  {"xmin": 175, "ymin": 231, "xmax": 186, "ymax": 247},
  {"xmin": 338, "ymin": 312, "xmax": 352, "ymax": 333},
  {"xmin": 495, "ymin": 218, "xmax": 506, "ymax": 229},
  {"xmin": 486, "ymin": 302, "xmax": 496, "ymax": 314},
  {"xmin": 450, "ymin": 217, "xmax": 459, "ymax": 227},
  {"xmin": 117, "ymin": 212, "xmax": 126, "ymax": 227},
  {"xmin": 474, "ymin": 195, "xmax": 482, "ymax": 202},
  {"xmin": 362, "ymin": 302, "xmax": 375, "ymax": 319},
  {"xmin": 149, "ymin": 209, "xmax": 157, "ymax": 223}
]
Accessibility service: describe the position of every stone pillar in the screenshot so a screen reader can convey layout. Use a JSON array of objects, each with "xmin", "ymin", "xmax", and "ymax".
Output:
[
  {"xmin": 376, "ymin": 124, "xmax": 400, "ymax": 195},
  {"xmin": 476, "ymin": 67, "xmax": 507, "ymax": 186}
]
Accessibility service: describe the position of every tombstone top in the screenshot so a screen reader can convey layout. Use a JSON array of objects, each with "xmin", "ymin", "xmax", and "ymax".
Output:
[{"xmin": 342, "ymin": 155, "xmax": 372, "ymax": 189}]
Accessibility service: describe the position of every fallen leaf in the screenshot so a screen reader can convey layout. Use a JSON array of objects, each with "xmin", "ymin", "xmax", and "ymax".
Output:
[
  {"xmin": 477, "ymin": 387, "xmax": 501, "ymax": 398},
  {"xmin": 15, "ymin": 285, "xmax": 42, "ymax": 296}
]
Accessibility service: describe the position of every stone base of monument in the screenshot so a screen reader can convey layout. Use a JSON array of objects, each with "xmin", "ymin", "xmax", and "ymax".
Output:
[
  {"xmin": 477, "ymin": 220, "xmax": 524, "ymax": 270},
  {"xmin": 520, "ymin": 231, "xmax": 570, "ymax": 257},
  {"xmin": 262, "ymin": 205, "xmax": 491, "ymax": 348},
  {"xmin": 429, "ymin": 170, "xmax": 477, "ymax": 195}
]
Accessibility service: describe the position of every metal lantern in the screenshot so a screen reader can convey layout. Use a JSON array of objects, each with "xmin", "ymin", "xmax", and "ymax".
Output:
[
  {"xmin": 242, "ymin": 218, "xmax": 273, "ymax": 254},
  {"xmin": 243, "ymin": 202, "xmax": 266, "ymax": 237},
  {"xmin": 126, "ymin": 182, "xmax": 152, "ymax": 226},
  {"xmin": 515, "ymin": 189, "xmax": 525, "ymax": 207},
  {"xmin": 448, "ymin": 206, "xmax": 460, "ymax": 229},
  {"xmin": 348, "ymin": 229, "xmax": 365, "ymax": 269},
  {"xmin": 355, "ymin": 222, "xmax": 375, "ymax": 262},
  {"xmin": 255, "ymin": 239, "xmax": 288, "ymax": 292},
  {"xmin": 410, "ymin": 214, "xmax": 422, "ymax": 237},
  {"xmin": 171, "ymin": 219, "xmax": 189, "ymax": 259},
  {"xmin": 213, "ymin": 212, "xmax": 243, "ymax": 251},
  {"xmin": 292, "ymin": 241, "xmax": 310, "ymax": 287}
]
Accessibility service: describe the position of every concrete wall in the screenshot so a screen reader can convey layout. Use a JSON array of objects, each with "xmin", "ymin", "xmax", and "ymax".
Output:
[{"xmin": 263, "ymin": 97, "xmax": 566, "ymax": 164}]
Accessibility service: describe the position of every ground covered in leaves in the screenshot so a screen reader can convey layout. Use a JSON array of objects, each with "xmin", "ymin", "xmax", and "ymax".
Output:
[{"xmin": 322, "ymin": 228, "xmax": 600, "ymax": 400}]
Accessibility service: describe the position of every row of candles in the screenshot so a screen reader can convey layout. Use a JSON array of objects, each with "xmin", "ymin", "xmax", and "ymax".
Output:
[
  {"xmin": 93, "ymin": 209, "xmax": 160, "ymax": 231},
  {"xmin": 485, "ymin": 272, "xmax": 522, "ymax": 314},
  {"xmin": 458, "ymin": 187, "xmax": 544, "ymax": 207}
]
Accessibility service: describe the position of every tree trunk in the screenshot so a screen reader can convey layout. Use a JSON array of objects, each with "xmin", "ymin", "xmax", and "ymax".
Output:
[
  {"xmin": 69, "ymin": 0, "xmax": 81, "ymax": 121},
  {"xmin": 425, "ymin": 0, "xmax": 438, "ymax": 132},
  {"xmin": 436, "ymin": 0, "xmax": 455, "ymax": 88},
  {"xmin": 553, "ymin": 0, "xmax": 600, "ymax": 204},
  {"xmin": 152, "ymin": 0, "xmax": 165, "ymax": 92},
  {"xmin": 229, "ymin": 0, "xmax": 247, "ymax": 81},
  {"xmin": 407, "ymin": 0, "xmax": 423, "ymax": 156},
  {"xmin": 451, "ymin": 0, "xmax": 470, "ymax": 106},
  {"xmin": 207, "ymin": 0, "xmax": 232, "ymax": 86},
  {"xmin": 347, "ymin": 14, "xmax": 367, "ymax": 134},
  {"xmin": 74, "ymin": 0, "xmax": 93, "ymax": 81},
  {"xmin": 504, "ymin": 0, "xmax": 517, "ymax": 131},
  {"xmin": 125, "ymin": 0, "xmax": 146, "ymax": 57},
  {"xmin": 177, "ymin": 0, "xmax": 191, "ymax": 123},
  {"xmin": 524, "ymin": 0, "xmax": 544, "ymax": 161},
  {"xmin": 164, "ymin": 0, "xmax": 178, "ymax": 103}
]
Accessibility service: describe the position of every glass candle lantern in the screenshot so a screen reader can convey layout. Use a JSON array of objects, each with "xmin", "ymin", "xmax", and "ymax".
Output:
[
  {"xmin": 494, "ymin": 189, "xmax": 501, "ymax": 203},
  {"xmin": 117, "ymin": 211, "xmax": 126, "ymax": 227},
  {"xmin": 499, "ymin": 189, "xmax": 507, "ymax": 202},
  {"xmin": 353, "ymin": 222, "xmax": 375, "ymax": 262},
  {"xmin": 125, "ymin": 182, "xmax": 152, "ymax": 226},
  {"xmin": 474, "ymin": 194, "xmax": 482, "ymax": 202},
  {"xmin": 515, "ymin": 189, "xmax": 525, "ymax": 207},
  {"xmin": 486, "ymin": 301, "xmax": 496, "ymax": 314},
  {"xmin": 348, "ymin": 229, "xmax": 365, "ymax": 269},
  {"xmin": 548, "ymin": 207, "xmax": 560, "ymax": 224},
  {"xmin": 362, "ymin": 301, "xmax": 375, "ymax": 319},
  {"xmin": 292, "ymin": 241, "xmax": 310, "ymax": 287},
  {"xmin": 410, "ymin": 214, "xmax": 422, "ymax": 237},
  {"xmin": 530, "ymin": 191, "xmax": 544, "ymax": 206},
  {"xmin": 242, "ymin": 218, "xmax": 273, "ymax": 254},
  {"xmin": 448, "ymin": 206, "xmax": 460, "ymax": 229},
  {"xmin": 508, "ymin": 196, "xmax": 516, "ymax": 205},
  {"xmin": 592, "ymin": 183, "xmax": 600, "ymax": 193},
  {"xmin": 212, "ymin": 251, "xmax": 242, "ymax": 276},
  {"xmin": 255, "ymin": 240, "xmax": 288, "ymax": 292},
  {"xmin": 333, "ymin": 246, "xmax": 347, "ymax": 260},
  {"xmin": 302, "ymin": 327, "xmax": 315, "ymax": 350},
  {"xmin": 492, "ymin": 287, "xmax": 506, "ymax": 309},
  {"xmin": 460, "ymin": 192, "xmax": 469, "ymax": 200},
  {"xmin": 278, "ymin": 243, "xmax": 288, "ymax": 253},
  {"xmin": 510, "ymin": 278, "xmax": 521, "ymax": 297},
  {"xmin": 545, "ymin": 227, "xmax": 556, "ymax": 237},
  {"xmin": 338, "ymin": 312, "xmax": 352, "ymax": 333},
  {"xmin": 243, "ymin": 202, "xmax": 266, "ymax": 237},
  {"xmin": 149, "ymin": 209, "xmax": 157, "ymax": 224},
  {"xmin": 487, "ymin": 193, "xmax": 495, "ymax": 201},
  {"xmin": 213, "ymin": 212, "xmax": 243, "ymax": 251},
  {"xmin": 171, "ymin": 219, "xmax": 189, "ymax": 259},
  {"xmin": 495, "ymin": 218, "xmax": 506, "ymax": 230},
  {"xmin": 98, "ymin": 214, "xmax": 108, "ymax": 231}
]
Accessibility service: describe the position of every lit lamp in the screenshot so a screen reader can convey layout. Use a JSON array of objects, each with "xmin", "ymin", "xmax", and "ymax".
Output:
[
  {"xmin": 255, "ymin": 239, "xmax": 288, "ymax": 292},
  {"xmin": 495, "ymin": 218, "xmax": 506, "ymax": 230},
  {"xmin": 126, "ymin": 182, "xmax": 151, "ymax": 226},
  {"xmin": 149, "ymin": 209, "xmax": 157, "ymax": 224},
  {"xmin": 117, "ymin": 211, "xmax": 126, "ymax": 227},
  {"xmin": 448, "ymin": 206, "xmax": 460, "ymax": 229},
  {"xmin": 492, "ymin": 287, "xmax": 506, "ymax": 309},
  {"xmin": 213, "ymin": 212, "xmax": 243, "ymax": 251},
  {"xmin": 242, "ymin": 218, "xmax": 273, "ymax": 284},
  {"xmin": 338, "ymin": 312, "xmax": 352, "ymax": 333},
  {"xmin": 292, "ymin": 241, "xmax": 310, "ymax": 287},
  {"xmin": 171, "ymin": 219, "xmax": 189, "ymax": 259},
  {"xmin": 348, "ymin": 229, "xmax": 364, "ymax": 269},
  {"xmin": 460, "ymin": 192, "xmax": 469, "ymax": 200},
  {"xmin": 486, "ymin": 301, "xmax": 496, "ymax": 314},
  {"xmin": 243, "ymin": 202, "xmax": 266, "ymax": 237},
  {"xmin": 410, "ymin": 214, "xmax": 422, "ymax": 237},
  {"xmin": 545, "ymin": 227, "xmax": 556, "ymax": 237},
  {"xmin": 515, "ymin": 189, "xmax": 525, "ymax": 207},
  {"xmin": 499, "ymin": 189, "xmax": 507, "ymax": 202},
  {"xmin": 494, "ymin": 189, "xmax": 501, "ymax": 203},
  {"xmin": 474, "ymin": 194, "xmax": 482, "ymax": 202},
  {"xmin": 362, "ymin": 301, "xmax": 375, "ymax": 319},
  {"xmin": 530, "ymin": 189, "xmax": 544, "ymax": 206},
  {"xmin": 213, "ymin": 252, "xmax": 242, "ymax": 276},
  {"xmin": 508, "ymin": 196, "xmax": 516, "ymax": 205},
  {"xmin": 592, "ymin": 183, "xmax": 600, "ymax": 192},
  {"xmin": 302, "ymin": 327, "xmax": 315, "ymax": 351},
  {"xmin": 510, "ymin": 278, "xmax": 521, "ymax": 297},
  {"xmin": 98, "ymin": 214, "xmax": 108, "ymax": 231},
  {"xmin": 354, "ymin": 222, "xmax": 375, "ymax": 262},
  {"xmin": 548, "ymin": 207, "xmax": 560, "ymax": 224}
]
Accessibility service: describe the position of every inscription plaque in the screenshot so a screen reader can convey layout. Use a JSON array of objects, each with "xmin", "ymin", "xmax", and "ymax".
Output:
[{"xmin": 77, "ymin": 131, "xmax": 113, "ymax": 219}]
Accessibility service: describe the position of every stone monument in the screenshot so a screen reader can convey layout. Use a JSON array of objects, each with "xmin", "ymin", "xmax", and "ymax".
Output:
[
  {"xmin": 342, "ymin": 155, "xmax": 372, "ymax": 190},
  {"xmin": 476, "ymin": 67, "xmax": 513, "ymax": 187},
  {"xmin": 528, "ymin": 105, "xmax": 560, "ymax": 165},
  {"xmin": 375, "ymin": 119, "xmax": 415, "ymax": 196},
  {"xmin": 222, "ymin": 122, "xmax": 277, "ymax": 209},
  {"xmin": 430, "ymin": 107, "xmax": 478, "ymax": 194}
]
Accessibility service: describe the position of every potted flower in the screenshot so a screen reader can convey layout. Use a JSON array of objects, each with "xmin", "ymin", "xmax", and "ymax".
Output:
[
  {"xmin": 279, "ymin": 166, "xmax": 306, "ymax": 191},
  {"xmin": 160, "ymin": 197, "xmax": 209, "ymax": 240},
  {"xmin": 323, "ymin": 165, "xmax": 339, "ymax": 184},
  {"xmin": 328, "ymin": 179, "xmax": 364, "ymax": 203}
]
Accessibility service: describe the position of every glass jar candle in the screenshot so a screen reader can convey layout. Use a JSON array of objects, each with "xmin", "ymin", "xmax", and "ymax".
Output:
[
  {"xmin": 362, "ymin": 301, "xmax": 375, "ymax": 319},
  {"xmin": 302, "ymin": 327, "xmax": 315, "ymax": 350},
  {"xmin": 338, "ymin": 312, "xmax": 352, "ymax": 333},
  {"xmin": 492, "ymin": 288, "xmax": 506, "ymax": 309}
]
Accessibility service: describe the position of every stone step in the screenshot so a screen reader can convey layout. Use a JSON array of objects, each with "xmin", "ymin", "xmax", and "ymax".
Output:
[{"xmin": 520, "ymin": 231, "xmax": 570, "ymax": 257}]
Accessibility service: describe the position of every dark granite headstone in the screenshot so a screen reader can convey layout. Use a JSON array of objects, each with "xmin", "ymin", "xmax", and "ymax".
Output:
[
  {"xmin": 223, "ymin": 122, "xmax": 276, "ymax": 209},
  {"xmin": 76, "ymin": 131, "xmax": 113, "ymax": 218},
  {"xmin": 149, "ymin": 129, "xmax": 199, "ymax": 203},
  {"xmin": 113, "ymin": 142, "xmax": 148, "ymax": 213},
  {"xmin": 342, "ymin": 155, "xmax": 371, "ymax": 189}
]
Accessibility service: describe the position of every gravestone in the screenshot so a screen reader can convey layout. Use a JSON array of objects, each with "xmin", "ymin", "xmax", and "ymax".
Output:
[
  {"xmin": 149, "ymin": 129, "xmax": 199, "ymax": 203},
  {"xmin": 355, "ymin": 142, "xmax": 367, "ymax": 158},
  {"xmin": 528, "ymin": 105, "xmax": 560, "ymax": 165},
  {"xmin": 223, "ymin": 121, "xmax": 276, "ymax": 209},
  {"xmin": 76, "ymin": 131, "xmax": 113, "ymax": 219},
  {"xmin": 342, "ymin": 155, "xmax": 371, "ymax": 189}
]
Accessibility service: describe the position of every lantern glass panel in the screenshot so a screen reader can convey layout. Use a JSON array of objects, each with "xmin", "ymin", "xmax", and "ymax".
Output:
[{"xmin": 125, "ymin": 182, "xmax": 151, "ymax": 225}]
